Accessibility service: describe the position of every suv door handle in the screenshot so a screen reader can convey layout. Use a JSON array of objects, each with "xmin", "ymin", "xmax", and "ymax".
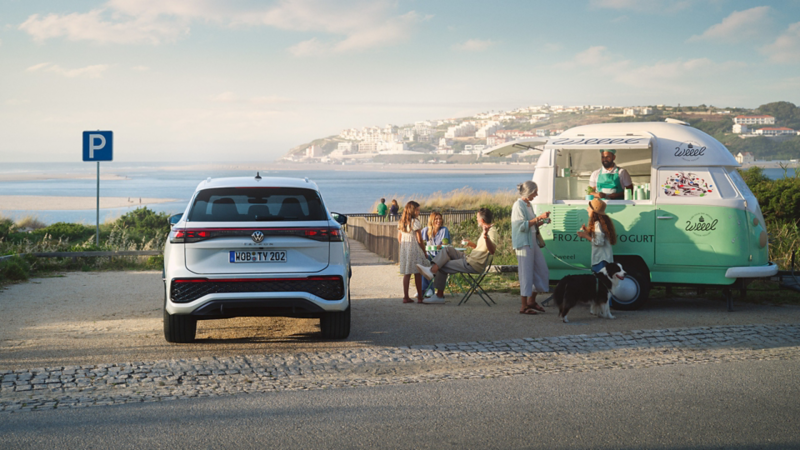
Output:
[{"xmin": 657, "ymin": 215, "xmax": 674, "ymax": 220}]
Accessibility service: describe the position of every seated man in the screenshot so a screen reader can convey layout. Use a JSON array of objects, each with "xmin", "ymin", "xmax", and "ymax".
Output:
[{"xmin": 417, "ymin": 208, "xmax": 497, "ymax": 304}]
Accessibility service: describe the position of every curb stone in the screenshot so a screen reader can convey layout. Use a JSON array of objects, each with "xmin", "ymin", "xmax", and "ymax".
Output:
[{"xmin": 1, "ymin": 323, "xmax": 799, "ymax": 412}]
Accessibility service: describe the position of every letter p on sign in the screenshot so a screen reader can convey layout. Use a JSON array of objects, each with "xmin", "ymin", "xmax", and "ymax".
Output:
[{"xmin": 82, "ymin": 131, "xmax": 113, "ymax": 161}]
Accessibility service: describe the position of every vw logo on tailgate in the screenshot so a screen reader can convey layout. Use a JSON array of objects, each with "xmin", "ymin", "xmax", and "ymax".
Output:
[{"xmin": 251, "ymin": 230, "xmax": 264, "ymax": 243}]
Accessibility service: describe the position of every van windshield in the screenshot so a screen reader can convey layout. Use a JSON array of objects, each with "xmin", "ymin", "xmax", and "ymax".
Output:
[
  {"xmin": 188, "ymin": 187, "xmax": 328, "ymax": 222},
  {"xmin": 554, "ymin": 148, "xmax": 652, "ymax": 201}
]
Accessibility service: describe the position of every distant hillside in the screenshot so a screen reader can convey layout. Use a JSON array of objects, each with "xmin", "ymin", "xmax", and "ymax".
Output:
[{"xmin": 282, "ymin": 102, "xmax": 800, "ymax": 163}]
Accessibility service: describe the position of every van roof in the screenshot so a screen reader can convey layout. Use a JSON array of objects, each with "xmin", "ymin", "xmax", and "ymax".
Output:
[{"xmin": 546, "ymin": 121, "xmax": 738, "ymax": 168}]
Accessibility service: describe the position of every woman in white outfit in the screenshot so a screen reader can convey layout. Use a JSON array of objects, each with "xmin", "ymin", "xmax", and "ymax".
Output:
[{"xmin": 511, "ymin": 181, "xmax": 551, "ymax": 315}]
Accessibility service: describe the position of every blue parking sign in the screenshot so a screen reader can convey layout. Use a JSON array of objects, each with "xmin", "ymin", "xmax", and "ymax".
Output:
[{"xmin": 82, "ymin": 131, "xmax": 113, "ymax": 161}]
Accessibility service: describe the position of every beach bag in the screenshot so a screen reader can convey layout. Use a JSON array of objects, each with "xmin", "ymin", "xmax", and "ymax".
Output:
[{"xmin": 534, "ymin": 224, "xmax": 546, "ymax": 248}]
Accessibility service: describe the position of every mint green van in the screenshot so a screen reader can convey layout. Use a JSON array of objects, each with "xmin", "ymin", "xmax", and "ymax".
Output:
[{"xmin": 494, "ymin": 120, "xmax": 778, "ymax": 310}]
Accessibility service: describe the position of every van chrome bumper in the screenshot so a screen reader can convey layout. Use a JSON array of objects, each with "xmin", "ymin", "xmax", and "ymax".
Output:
[{"xmin": 725, "ymin": 262, "xmax": 778, "ymax": 279}]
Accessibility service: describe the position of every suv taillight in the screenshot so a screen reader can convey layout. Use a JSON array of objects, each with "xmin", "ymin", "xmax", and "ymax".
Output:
[
  {"xmin": 170, "ymin": 229, "xmax": 211, "ymax": 243},
  {"xmin": 170, "ymin": 227, "xmax": 343, "ymax": 243}
]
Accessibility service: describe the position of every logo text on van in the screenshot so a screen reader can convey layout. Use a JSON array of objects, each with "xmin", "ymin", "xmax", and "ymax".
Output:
[
  {"xmin": 685, "ymin": 213, "xmax": 718, "ymax": 236},
  {"xmin": 549, "ymin": 137, "xmax": 647, "ymax": 146},
  {"xmin": 674, "ymin": 142, "xmax": 706, "ymax": 161}
]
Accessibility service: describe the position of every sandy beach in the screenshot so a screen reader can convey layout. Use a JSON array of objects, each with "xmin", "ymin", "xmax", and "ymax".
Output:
[{"xmin": 0, "ymin": 196, "xmax": 179, "ymax": 211}]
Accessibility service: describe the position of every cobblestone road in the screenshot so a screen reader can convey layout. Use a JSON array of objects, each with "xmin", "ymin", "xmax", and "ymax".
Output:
[{"xmin": 2, "ymin": 323, "xmax": 798, "ymax": 413}]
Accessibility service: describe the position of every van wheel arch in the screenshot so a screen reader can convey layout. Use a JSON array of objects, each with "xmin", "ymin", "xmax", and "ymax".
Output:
[{"xmin": 611, "ymin": 255, "xmax": 651, "ymax": 310}]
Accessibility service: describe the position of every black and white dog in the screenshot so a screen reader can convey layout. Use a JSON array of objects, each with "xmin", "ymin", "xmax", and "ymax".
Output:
[{"xmin": 554, "ymin": 263, "xmax": 626, "ymax": 323}]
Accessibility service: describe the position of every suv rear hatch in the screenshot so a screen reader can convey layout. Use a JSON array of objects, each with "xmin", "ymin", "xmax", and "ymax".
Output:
[{"xmin": 177, "ymin": 187, "xmax": 339, "ymax": 275}]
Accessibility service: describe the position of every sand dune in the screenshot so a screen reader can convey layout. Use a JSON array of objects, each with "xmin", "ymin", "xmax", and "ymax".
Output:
[{"xmin": 0, "ymin": 196, "xmax": 179, "ymax": 211}]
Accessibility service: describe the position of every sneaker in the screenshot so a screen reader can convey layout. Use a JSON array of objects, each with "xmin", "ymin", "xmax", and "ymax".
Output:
[
  {"xmin": 424, "ymin": 290, "xmax": 433, "ymax": 298},
  {"xmin": 423, "ymin": 295, "xmax": 445, "ymax": 304},
  {"xmin": 417, "ymin": 264, "xmax": 434, "ymax": 280}
]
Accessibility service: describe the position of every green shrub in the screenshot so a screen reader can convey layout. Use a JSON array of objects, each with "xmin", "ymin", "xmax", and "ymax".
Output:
[
  {"xmin": 32, "ymin": 222, "xmax": 94, "ymax": 241},
  {"xmin": 748, "ymin": 175, "xmax": 800, "ymax": 224},
  {"xmin": 0, "ymin": 257, "xmax": 30, "ymax": 281},
  {"xmin": 109, "ymin": 207, "xmax": 170, "ymax": 243},
  {"xmin": 0, "ymin": 216, "xmax": 14, "ymax": 240}
]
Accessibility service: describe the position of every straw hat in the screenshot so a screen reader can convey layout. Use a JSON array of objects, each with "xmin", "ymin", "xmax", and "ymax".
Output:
[{"xmin": 588, "ymin": 198, "xmax": 608, "ymax": 215}]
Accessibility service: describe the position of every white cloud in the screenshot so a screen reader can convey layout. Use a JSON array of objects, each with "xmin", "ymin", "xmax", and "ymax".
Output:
[
  {"xmin": 18, "ymin": 0, "xmax": 427, "ymax": 54},
  {"xmin": 556, "ymin": 46, "xmax": 619, "ymax": 69},
  {"xmin": 688, "ymin": 7, "xmax": 772, "ymax": 43},
  {"xmin": 6, "ymin": 99, "xmax": 30, "ymax": 106},
  {"xmin": 26, "ymin": 62, "xmax": 109, "ymax": 78},
  {"xmin": 453, "ymin": 39, "xmax": 495, "ymax": 52},
  {"xmin": 555, "ymin": 46, "xmax": 746, "ymax": 90},
  {"xmin": 131, "ymin": 65, "xmax": 150, "ymax": 71},
  {"xmin": 761, "ymin": 22, "xmax": 800, "ymax": 64},
  {"xmin": 589, "ymin": 0, "xmax": 692, "ymax": 13},
  {"xmin": 212, "ymin": 92, "xmax": 238, "ymax": 102},
  {"xmin": 19, "ymin": 10, "xmax": 189, "ymax": 45},
  {"xmin": 250, "ymin": 96, "xmax": 292, "ymax": 104}
]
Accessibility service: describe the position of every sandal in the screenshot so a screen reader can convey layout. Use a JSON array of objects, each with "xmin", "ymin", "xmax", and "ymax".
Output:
[
  {"xmin": 528, "ymin": 300, "xmax": 546, "ymax": 313},
  {"xmin": 403, "ymin": 297, "xmax": 414, "ymax": 303},
  {"xmin": 519, "ymin": 308, "xmax": 538, "ymax": 315}
]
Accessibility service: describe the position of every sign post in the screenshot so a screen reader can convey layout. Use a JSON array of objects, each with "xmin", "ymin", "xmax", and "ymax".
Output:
[{"xmin": 82, "ymin": 131, "xmax": 113, "ymax": 245}]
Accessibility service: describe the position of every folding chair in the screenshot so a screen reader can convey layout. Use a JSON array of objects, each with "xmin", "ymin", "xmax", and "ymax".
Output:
[{"xmin": 458, "ymin": 254, "xmax": 496, "ymax": 306}]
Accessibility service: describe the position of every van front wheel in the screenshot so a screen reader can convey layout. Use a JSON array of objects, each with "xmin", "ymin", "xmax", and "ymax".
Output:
[{"xmin": 611, "ymin": 263, "xmax": 650, "ymax": 310}]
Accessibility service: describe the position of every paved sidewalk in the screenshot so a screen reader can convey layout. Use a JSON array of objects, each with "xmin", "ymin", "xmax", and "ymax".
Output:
[{"xmin": 2, "ymin": 323, "xmax": 798, "ymax": 413}]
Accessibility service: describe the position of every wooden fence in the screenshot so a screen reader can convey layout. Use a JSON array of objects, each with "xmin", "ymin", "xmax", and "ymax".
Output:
[{"xmin": 345, "ymin": 210, "xmax": 477, "ymax": 263}]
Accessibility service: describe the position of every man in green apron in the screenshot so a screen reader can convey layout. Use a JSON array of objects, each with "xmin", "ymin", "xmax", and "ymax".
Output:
[{"xmin": 589, "ymin": 149, "xmax": 633, "ymax": 200}]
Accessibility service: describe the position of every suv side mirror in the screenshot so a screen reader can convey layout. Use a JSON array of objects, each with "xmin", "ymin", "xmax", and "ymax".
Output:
[
  {"xmin": 169, "ymin": 213, "xmax": 183, "ymax": 228},
  {"xmin": 331, "ymin": 212, "xmax": 347, "ymax": 225}
]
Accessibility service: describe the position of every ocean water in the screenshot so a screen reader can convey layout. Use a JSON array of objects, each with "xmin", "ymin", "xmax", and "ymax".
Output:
[{"xmin": 0, "ymin": 162, "xmax": 533, "ymax": 225}]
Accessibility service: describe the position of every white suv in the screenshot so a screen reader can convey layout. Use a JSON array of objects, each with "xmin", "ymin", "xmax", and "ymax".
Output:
[{"xmin": 163, "ymin": 174, "xmax": 351, "ymax": 343}]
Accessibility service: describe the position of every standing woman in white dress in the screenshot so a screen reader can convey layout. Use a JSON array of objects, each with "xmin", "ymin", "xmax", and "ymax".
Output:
[
  {"xmin": 398, "ymin": 201, "xmax": 430, "ymax": 303},
  {"xmin": 511, "ymin": 181, "xmax": 551, "ymax": 315}
]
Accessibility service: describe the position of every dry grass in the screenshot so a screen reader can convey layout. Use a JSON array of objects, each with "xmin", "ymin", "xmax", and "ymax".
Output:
[
  {"xmin": 369, "ymin": 187, "xmax": 516, "ymax": 213},
  {"xmin": 15, "ymin": 214, "xmax": 47, "ymax": 230}
]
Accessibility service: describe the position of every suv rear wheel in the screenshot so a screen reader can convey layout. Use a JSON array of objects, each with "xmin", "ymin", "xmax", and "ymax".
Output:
[{"xmin": 163, "ymin": 289, "xmax": 197, "ymax": 343}]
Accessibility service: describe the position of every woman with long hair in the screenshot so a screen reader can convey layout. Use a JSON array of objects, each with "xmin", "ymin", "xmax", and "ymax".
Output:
[
  {"xmin": 511, "ymin": 181, "xmax": 551, "ymax": 315},
  {"xmin": 389, "ymin": 199, "xmax": 399, "ymax": 220},
  {"xmin": 576, "ymin": 198, "xmax": 617, "ymax": 273},
  {"xmin": 397, "ymin": 201, "xmax": 430, "ymax": 303},
  {"xmin": 419, "ymin": 211, "xmax": 451, "ymax": 298}
]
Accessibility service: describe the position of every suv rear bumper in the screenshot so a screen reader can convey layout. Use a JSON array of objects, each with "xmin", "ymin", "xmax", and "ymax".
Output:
[
  {"xmin": 188, "ymin": 298, "xmax": 330, "ymax": 319},
  {"xmin": 165, "ymin": 268, "xmax": 349, "ymax": 316}
]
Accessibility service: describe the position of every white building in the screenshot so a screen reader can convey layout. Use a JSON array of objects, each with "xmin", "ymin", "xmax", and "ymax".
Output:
[
  {"xmin": 734, "ymin": 115, "xmax": 776, "ymax": 125},
  {"xmin": 732, "ymin": 124, "xmax": 749, "ymax": 134},
  {"xmin": 357, "ymin": 141, "xmax": 378, "ymax": 153},
  {"xmin": 736, "ymin": 152, "xmax": 755, "ymax": 164},
  {"xmin": 529, "ymin": 113, "xmax": 550, "ymax": 123},
  {"xmin": 337, "ymin": 142, "xmax": 357, "ymax": 153},
  {"xmin": 305, "ymin": 144, "xmax": 322, "ymax": 158},
  {"xmin": 444, "ymin": 122, "xmax": 476, "ymax": 138},
  {"xmin": 476, "ymin": 121, "xmax": 501, "ymax": 139},
  {"xmin": 754, "ymin": 127, "xmax": 796, "ymax": 136}
]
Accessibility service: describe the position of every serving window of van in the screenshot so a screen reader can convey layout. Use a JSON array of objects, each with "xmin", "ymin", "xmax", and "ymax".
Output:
[{"xmin": 553, "ymin": 147, "xmax": 652, "ymax": 201}]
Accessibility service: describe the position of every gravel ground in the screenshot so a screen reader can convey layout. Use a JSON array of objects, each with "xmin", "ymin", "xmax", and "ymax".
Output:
[
  {"xmin": 1, "ymin": 265, "xmax": 799, "ymax": 371},
  {"xmin": 2, "ymin": 246, "xmax": 800, "ymax": 412}
]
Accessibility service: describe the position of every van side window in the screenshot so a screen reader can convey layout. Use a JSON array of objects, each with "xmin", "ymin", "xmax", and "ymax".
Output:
[
  {"xmin": 554, "ymin": 148, "xmax": 651, "ymax": 201},
  {"xmin": 659, "ymin": 170, "xmax": 718, "ymax": 198}
]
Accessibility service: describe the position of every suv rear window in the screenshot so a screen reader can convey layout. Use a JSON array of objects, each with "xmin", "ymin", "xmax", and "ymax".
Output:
[{"xmin": 188, "ymin": 187, "xmax": 327, "ymax": 222}]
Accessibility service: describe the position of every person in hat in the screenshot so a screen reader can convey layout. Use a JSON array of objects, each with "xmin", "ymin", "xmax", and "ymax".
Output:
[
  {"xmin": 576, "ymin": 198, "xmax": 617, "ymax": 273},
  {"xmin": 588, "ymin": 149, "xmax": 633, "ymax": 200}
]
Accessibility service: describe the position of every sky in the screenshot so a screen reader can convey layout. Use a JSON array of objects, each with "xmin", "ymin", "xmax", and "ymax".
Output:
[{"xmin": 1, "ymin": 0, "xmax": 800, "ymax": 163}]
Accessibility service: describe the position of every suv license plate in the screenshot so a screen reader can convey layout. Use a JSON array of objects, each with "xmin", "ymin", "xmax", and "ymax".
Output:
[{"xmin": 230, "ymin": 250, "xmax": 287, "ymax": 263}]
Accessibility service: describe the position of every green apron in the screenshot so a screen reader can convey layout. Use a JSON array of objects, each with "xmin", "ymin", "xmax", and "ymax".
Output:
[{"xmin": 597, "ymin": 167, "xmax": 623, "ymax": 195}]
